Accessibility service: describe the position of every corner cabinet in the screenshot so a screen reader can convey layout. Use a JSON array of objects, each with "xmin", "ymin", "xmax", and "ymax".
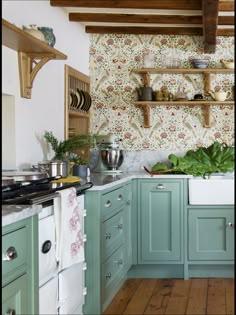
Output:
[
  {"xmin": 84, "ymin": 181, "xmax": 132, "ymax": 315},
  {"xmin": 132, "ymin": 68, "xmax": 234, "ymax": 128},
  {"xmin": 138, "ymin": 179, "xmax": 184, "ymax": 263},
  {"xmin": 2, "ymin": 216, "xmax": 39, "ymax": 315},
  {"xmin": 2, "ymin": 18, "xmax": 67, "ymax": 98}
]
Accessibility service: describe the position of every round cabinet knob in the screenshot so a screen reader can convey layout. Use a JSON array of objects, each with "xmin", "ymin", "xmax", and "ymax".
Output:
[
  {"xmin": 105, "ymin": 272, "xmax": 111, "ymax": 279},
  {"xmin": 115, "ymin": 224, "xmax": 123, "ymax": 230},
  {"xmin": 105, "ymin": 200, "xmax": 111, "ymax": 207},
  {"xmin": 117, "ymin": 194, "xmax": 123, "ymax": 201},
  {"xmin": 105, "ymin": 233, "xmax": 111, "ymax": 239},
  {"xmin": 226, "ymin": 222, "xmax": 234, "ymax": 228},
  {"xmin": 3, "ymin": 247, "xmax": 18, "ymax": 261}
]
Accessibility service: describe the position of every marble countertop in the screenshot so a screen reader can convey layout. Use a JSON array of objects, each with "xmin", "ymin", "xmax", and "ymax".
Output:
[
  {"xmin": 88, "ymin": 171, "xmax": 192, "ymax": 190},
  {"xmin": 2, "ymin": 204, "xmax": 42, "ymax": 227},
  {"xmin": 2, "ymin": 171, "xmax": 191, "ymax": 226}
]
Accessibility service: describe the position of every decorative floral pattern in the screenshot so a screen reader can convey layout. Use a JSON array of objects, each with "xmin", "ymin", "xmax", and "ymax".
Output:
[{"xmin": 89, "ymin": 34, "xmax": 234, "ymax": 150}]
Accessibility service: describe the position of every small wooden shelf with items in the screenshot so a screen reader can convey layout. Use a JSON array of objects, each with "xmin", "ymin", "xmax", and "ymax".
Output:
[
  {"xmin": 132, "ymin": 68, "xmax": 234, "ymax": 128},
  {"xmin": 64, "ymin": 65, "xmax": 91, "ymax": 160},
  {"xmin": 2, "ymin": 18, "xmax": 67, "ymax": 99}
]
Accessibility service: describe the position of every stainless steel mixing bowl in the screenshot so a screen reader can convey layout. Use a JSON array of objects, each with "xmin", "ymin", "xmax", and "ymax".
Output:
[{"xmin": 101, "ymin": 149, "xmax": 124, "ymax": 170}]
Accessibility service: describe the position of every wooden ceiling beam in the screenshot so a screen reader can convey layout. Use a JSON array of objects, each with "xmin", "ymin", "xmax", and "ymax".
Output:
[
  {"xmin": 219, "ymin": 1, "xmax": 234, "ymax": 11},
  {"xmin": 69, "ymin": 13, "xmax": 203, "ymax": 24},
  {"xmin": 217, "ymin": 28, "xmax": 234, "ymax": 36},
  {"xmin": 202, "ymin": 0, "xmax": 219, "ymax": 53},
  {"xmin": 85, "ymin": 26, "xmax": 204, "ymax": 35},
  {"xmin": 51, "ymin": 0, "xmax": 203, "ymax": 10},
  {"xmin": 69, "ymin": 13, "xmax": 234, "ymax": 25}
]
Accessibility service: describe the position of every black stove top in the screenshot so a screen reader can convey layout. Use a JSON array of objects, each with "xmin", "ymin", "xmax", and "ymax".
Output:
[{"xmin": 2, "ymin": 176, "xmax": 93, "ymax": 205}]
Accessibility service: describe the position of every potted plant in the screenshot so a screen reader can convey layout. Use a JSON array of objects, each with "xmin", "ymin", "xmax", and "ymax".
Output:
[
  {"xmin": 67, "ymin": 152, "xmax": 89, "ymax": 177},
  {"xmin": 44, "ymin": 131, "xmax": 95, "ymax": 176}
]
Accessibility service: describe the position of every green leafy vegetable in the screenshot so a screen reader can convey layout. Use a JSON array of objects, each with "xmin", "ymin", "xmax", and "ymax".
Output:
[
  {"xmin": 151, "ymin": 141, "xmax": 234, "ymax": 178},
  {"xmin": 151, "ymin": 162, "xmax": 169, "ymax": 172}
]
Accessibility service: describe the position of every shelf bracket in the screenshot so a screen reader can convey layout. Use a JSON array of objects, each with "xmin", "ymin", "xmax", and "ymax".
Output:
[
  {"xmin": 18, "ymin": 52, "xmax": 53, "ymax": 99},
  {"xmin": 135, "ymin": 104, "xmax": 151, "ymax": 128},
  {"xmin": 202, "ymin": 104, "xmax": 211, "ymax": 128}
]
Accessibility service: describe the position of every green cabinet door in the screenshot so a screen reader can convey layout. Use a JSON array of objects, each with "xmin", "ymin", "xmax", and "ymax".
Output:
[
  {"xmin": 123, "ymin": 183, "xmax": 132, "ymax": 272},
  {"xmin": 139, "ymin": 180, "xmax": 182, "ymax": 262},
  {"xmin": 2, "ymin": 273, "xmax": 29, "ymax": 315},
  {"xmin": 188, "ymin": 208, "xmax": 234, "ymax": 260}
]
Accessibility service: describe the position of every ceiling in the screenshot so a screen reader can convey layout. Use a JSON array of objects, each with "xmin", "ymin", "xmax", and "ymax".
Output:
[{"xmin": 50, "ymin": 0, "xmax": 234, "ymax": 53}]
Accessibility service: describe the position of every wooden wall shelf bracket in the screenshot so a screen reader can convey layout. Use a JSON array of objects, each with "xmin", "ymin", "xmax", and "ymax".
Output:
[
  {"xmin": 135, "ymin": 104, "xmax": 151, "ymax": 128},
  {"xmin": 18, "ymin": 52, "xmax": 52, "ymax": 98},
  {"xmin": 2, "ymin": 18, "xmax": 67, "ymax": 99},
  {"xmin": 202, "ymin": 104, "xmax": 211, "ymax": 128}
]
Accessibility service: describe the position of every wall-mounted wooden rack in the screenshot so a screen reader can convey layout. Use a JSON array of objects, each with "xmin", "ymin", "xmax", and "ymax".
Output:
[
  {"xmin": 132, "ymin": 68, "xmax": 234, "ymax": 128},
  {"xmin": 2, "ymin": 18, "xmax": 67, "ymax": 98}
]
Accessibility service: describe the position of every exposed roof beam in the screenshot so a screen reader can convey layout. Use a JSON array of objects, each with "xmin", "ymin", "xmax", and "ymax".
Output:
[
  {"xmin": 219, "ymin": 1, "xmax": 234, "ymax": 11},
  {"xmin": 69, "ymin": 13, "xmax": 203, "ymax": 24},
  {"xmin": 85, "ymin": 26, "xmax": 204, "ymax": 35},
  {"xmin": 202, "ymin": 0, "xmax": 219, "ymax": 53},
  {"xmin": 51, "ymin": 0, "xmax": 203, "ymax": 10},
  {"xmin": 85, "ymin": 26, "xmax": 234, "ymax": 36},
  {"xmin": 69, "ymin": 13, "xmax": 234, "ymax": 25}
]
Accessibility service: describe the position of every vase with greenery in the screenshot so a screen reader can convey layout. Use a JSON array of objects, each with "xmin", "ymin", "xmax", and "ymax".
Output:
[{"xmin": 44, "ymin": 130, "xmax": 95, "ymax": 161}]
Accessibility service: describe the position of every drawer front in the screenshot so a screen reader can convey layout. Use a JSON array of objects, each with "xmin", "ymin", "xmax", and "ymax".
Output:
[
  {"xmin": 102, "ymin": 210, "xmax": 125, "ymax": 261},
  {"xmin": 101, "ymin": 186, "xmax": 125, "ymax": 221},
  {"xmin": 102, "ymin": 245, "xmax": 124, "ymax": 300},
  {"xmin": 2, "ymin": 226, "xmax": 28, "ymax": 277}
]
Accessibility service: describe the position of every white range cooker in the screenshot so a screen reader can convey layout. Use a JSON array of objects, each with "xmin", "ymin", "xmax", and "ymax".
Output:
[
  {"xmin": 2, "ymin": 176, "xmax": 93, "ymax": 315},
  {"xmin": 38, "ymin": 194, "xmax": 87, "ymax": 315}
]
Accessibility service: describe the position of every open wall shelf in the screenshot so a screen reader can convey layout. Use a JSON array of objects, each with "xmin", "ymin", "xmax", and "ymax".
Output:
[{"xmin": 2, "ymin": 18, "xmax": 67, "ymax": 98}]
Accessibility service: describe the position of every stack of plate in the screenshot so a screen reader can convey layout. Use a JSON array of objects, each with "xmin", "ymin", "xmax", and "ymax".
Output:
[
  {"xmin": 191, "ymin": 59, "xmax": 209, "ymax": 69},
  {"xmin": 69, "ymin": 89, "xmax": 92, "ymax": 112}
]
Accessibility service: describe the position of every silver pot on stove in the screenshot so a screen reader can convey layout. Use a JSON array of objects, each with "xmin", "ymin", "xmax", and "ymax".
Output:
[{"xmin": 33, "ymin": 160, "xmax": 69, "ymax": 178}]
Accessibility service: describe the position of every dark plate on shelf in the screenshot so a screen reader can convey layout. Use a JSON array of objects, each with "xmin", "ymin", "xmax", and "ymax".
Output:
[
  {"xmin": 76, "ymin": 89, "xmax": 84, "ymax": 110},
  {"xmin": 80, "ymin": 90, "xmax": 87, "ymax": 111},
  {"xmin": 84, "ymin": 91, "xmax": 92, "ymax": 111}
]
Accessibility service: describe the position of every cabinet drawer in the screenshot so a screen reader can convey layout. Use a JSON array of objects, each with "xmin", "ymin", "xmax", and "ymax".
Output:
[
  {"xmin": 102, "ymin": 210, "xmax": 125, "ymax": 261},
  {"xmin": 101, "ymin": 186, "xmax": 125, "ymax": 220},
  {"xmin": 102, "ymin": 245, "xmax": 124, "ymax": 301},
  {"xmin": 2, "ymin": 226, "xmax": 28, "ymax": 277}
]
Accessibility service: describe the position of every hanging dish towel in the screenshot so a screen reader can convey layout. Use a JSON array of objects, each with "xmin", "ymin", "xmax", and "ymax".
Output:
[{"xmin": 54, "ymin": 187, "xmax": 84, "ymax": 271}]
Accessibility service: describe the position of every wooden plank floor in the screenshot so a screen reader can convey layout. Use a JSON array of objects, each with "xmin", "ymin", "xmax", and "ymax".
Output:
[{"xmin": 103, "ymin": 278, "xmax": 234, "ymax": 315}]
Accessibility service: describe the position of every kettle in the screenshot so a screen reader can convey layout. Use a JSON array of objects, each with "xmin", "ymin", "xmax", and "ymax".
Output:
[
  {"xmin": 137, "ymin": 86, "xmax": 153, "ymax": 101},
  {"xmin": 208, "ymin": 90, "xmax": 231, "ymax": 101}
]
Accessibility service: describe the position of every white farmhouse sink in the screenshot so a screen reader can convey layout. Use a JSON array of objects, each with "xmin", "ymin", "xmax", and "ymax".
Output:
[{"xmin": 188, "ymin": 175, "xmax": 234, "ymax": 205}]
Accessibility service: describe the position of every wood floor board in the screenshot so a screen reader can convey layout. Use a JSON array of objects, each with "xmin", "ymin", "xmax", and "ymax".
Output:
[
  {"xmin": 185, "ymin": 278, "xmax": 208, "ymax": 315},
  {"xmin": 103, "ymin": 278, "xmax": 235, "ymax": 315},
  {"xmin": 123, "ymin": 279, "xmax": 157, "ymax": 315}
]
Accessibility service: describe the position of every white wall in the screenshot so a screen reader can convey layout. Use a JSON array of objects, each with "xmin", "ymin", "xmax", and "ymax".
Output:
[{"xmin": 2, "ymin": 0, "xmax": 90, "ymax": 170}]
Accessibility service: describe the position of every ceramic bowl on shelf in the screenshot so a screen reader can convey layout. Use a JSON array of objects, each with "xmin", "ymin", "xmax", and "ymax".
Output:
[{"xmin": 191, "ymin": 59, "xmax": 209, "ymax": 69}]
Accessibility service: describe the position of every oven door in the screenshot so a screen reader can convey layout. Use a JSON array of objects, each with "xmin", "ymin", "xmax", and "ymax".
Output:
[
  {"xmin": 38, "ymin": 200, "xmax": 58, "ymax": 287},
  {"xmin": 39, "ymin": 276, "xmax": 58, "ymax": 315}
]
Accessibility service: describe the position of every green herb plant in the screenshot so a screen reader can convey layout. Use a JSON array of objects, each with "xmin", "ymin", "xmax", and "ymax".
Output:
[
  {"xmin": 151, "ymin": 141, "xmax": 234, "ymax": 178},
  {"xmin": 44, "ymin": 131, "xmax": 95, "ymax": 161}
]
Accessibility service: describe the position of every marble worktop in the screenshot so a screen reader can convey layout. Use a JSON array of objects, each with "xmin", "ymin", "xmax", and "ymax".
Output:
[
  {"xmin": 88, "ymin": 171, "xmax": 192, "ymax": 190},
  {"xmin": 2, "ymin": 204, "xmax": 42, "ymax": 227}
]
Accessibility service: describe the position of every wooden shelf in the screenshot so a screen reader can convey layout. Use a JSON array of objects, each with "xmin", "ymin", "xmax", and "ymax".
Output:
[
  {"xmin": 132, "ymin": 67, "xmax": 234, "ymax": 128},
  {"xmin": 133, "ymin": 101, "xmax": 234, "ymax": 128},
  {"xmin": 132, "ymin": 68, "xmax": 234, "ymax": 74},
  {"xmin": 69, "ymin": 110, "xmax": 90, "ymax": 118},
  {"xmin": 2, "ymin": 18, "xmax": 67, "ymax": 98}
]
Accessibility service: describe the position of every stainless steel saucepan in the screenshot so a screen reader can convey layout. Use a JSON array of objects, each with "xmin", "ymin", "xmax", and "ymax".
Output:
[{"xmin": 33, "ymin": 160, "xmax": 69, "ymax": 178}]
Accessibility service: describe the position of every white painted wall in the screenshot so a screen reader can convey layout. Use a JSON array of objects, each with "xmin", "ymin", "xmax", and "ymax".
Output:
[{"xmin": 2, "ymin": 0, "xmax": 90, "ymax": 170}]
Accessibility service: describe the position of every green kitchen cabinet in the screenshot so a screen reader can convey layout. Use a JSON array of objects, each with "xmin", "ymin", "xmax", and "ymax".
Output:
[
  {"xmin": 84, "ymin": 181, "xmax": 132, "ymax": 315},
  {"xmin": 138, "ymin": 179, "xmax": 184, "ymax": 263},
  {"xmin": 2, "ymin": 216, "xmax": 39, "ymax": 315},
  {"xmin": 2, "ymin": 273, "xmax": 29, "ymax": 315},
  {"xmin": 188, "ymin": 207, "xmax": 234, "ymax": 261}
]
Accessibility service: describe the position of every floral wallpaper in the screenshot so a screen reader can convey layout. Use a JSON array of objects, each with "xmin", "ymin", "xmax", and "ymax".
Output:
[{"xmin": 89, "ymin": 35, "xmax": 234, "ymax": 151}]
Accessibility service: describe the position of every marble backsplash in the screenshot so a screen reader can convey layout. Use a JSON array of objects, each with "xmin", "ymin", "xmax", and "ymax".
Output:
[{"xmin": 90, "ymin": 149, "xmax": 186, "ymax": 172}]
